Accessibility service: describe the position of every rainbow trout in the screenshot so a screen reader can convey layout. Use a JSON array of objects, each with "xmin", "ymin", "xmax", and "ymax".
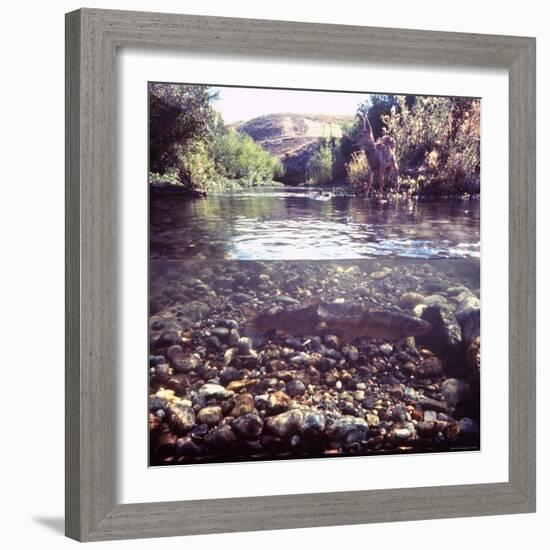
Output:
[
  {"xmin": 248, "ymin": 302, "xmax": 431, "ymax": 342},
  {"xmin": 248, "ymin": 303, "xmax": 327, "ymax": 335},
  {"xmin": 323, "ymin": 308, "xmax": 431, "ymax": 342}
]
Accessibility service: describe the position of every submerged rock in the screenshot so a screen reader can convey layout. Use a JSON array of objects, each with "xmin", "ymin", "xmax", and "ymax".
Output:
[
  {"xmin": 417, "ymin": 305, "xmax": 462, "ymax": 358},
  {"xmin": 266, "ymin": 409, "xmax": 303, "ymax": 438},
  {"xmin": 204, "ymin": 425, "xmax": 236, "ymax": 448},
  {"xmin": 231, "ymin": 413, "xmax": 264, "ymax": 439},
  {"xmin": 197, "ymin": 406, "xmax": 223, "ymax": 426},
  {"xmin": 399, "ymin": 292, "xmax": 425, "ymax": 310},
  {"xmin": 327, "ymin": 416, "xmax": 369, "ymax": 447},
  {"xmin": 442, "ymin": 378, "xmax": 472, "ymax": 407},
  {"xmin": 267, "ymin": 391, "xmax": 293, "ymax": 415},
  {"xmin": 167, "ymin": 404, "xmax": 196, "ymax": 435}
]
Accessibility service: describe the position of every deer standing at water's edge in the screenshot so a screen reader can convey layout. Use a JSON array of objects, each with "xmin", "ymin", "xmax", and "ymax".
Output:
[{"xmin": 356, "ymin": 113, "xmax": 399, "ymax": 195}]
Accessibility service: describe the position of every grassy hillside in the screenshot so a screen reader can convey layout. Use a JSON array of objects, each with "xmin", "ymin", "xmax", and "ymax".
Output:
[{"xmin": 235, "ymin": 113, "xmax": 353, "ymax": 184}]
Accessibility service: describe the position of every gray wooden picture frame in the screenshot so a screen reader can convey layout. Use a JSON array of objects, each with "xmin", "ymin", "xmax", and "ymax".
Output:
[{"xmin": 65, "ymin": 8, "xmax": 536, "ymax": 542}]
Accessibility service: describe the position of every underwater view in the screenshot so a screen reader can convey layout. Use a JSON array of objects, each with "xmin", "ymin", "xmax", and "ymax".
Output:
[{"xmin": 148, "ymin": 84, "xmax": 481, "ymax": 466}]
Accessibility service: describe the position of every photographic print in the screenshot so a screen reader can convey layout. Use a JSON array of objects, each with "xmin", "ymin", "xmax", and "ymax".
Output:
[{"xmin": 148, "ymin": 83, "xmax": 481, "ymax": 466}]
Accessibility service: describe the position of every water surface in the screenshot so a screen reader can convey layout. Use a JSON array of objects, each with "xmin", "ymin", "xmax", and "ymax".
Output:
[{"xmin": 150, "ymin": 187, "xmax": 480, "ymax": 261}]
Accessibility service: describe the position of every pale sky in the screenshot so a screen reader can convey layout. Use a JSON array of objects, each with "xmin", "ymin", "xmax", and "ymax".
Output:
[{"xmin": 211, "ymin": 86, "xmax": 373, "ymax": 123}]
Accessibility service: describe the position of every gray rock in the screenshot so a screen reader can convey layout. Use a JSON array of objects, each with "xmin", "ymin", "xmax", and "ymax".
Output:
[
  {"xmin": 172, "ymin": 353, "xmax": 201, "ymax": 374},
  {"xmin": 379, "ymin": 343, "xmax": 393, "ymax": 356},
  {"xmin": 286, "ymin": 379, "xmax": 306, "ymax": 397},
  {"xmin": 459, "ymin": 417, "xmax": 480, "ymax": 436},
  {"xmin": 211, "ymin": 326, "xmax": 230, "ymax": 340},
  {"xmin": 417, "ymin": 305, "xmax": 462, "ymax": 357},
  {"xmin": 416, "ymin": 356, "xmax": 444, "ymax": 378},
  {"xmin": 455, "ymin": 295, "xmax": 481, "ymax": 323},
  {"xmin": 236, "ymin": 337, "xmax": 253, "ymax": 355},
  {"xmin": 179, "ymin": 300, "xmax": 210, "ymax": 321},
  {"xmin": 231, "ymin": 413, "xmax": 264, "ymax": 439},
  {"xmin": 274, "ymin": 295, "xmax": 300, "ymax": 305},
  {"xmin": 342, "ymin": 345, "xmax": 359, "ymax": 362},
  {"xmin": 424, "ymin": 410, "xmax": 438, "ymax": 423},
  {"xmin": 393, "ymin": 427, "xmax": 413, "ymax": 440},
  {"xmin": 327, "ymin": 416, "xmax": 369, "ymax": 447},
  {"xmin": 300, "ymin": 410, "xmax": 326, "ymax": 435},
  {"xmin": 442, "ymin": 378, "xmax": 472, "ymax": 407},
  {"xmin": 204, "ymin": 425, "xmax": 236, "ymax": 448},
  {"xmin": 266, "ymin": 409, "xmax": 304, "ymax": 438},
  {"xmin": 199, "ymin": 383, "xmax": 234, "ymax": 400},
  {"xmin": 323, "ymin": 334, "xmax": 341, "ymax": 349},
  {"xmin": 417, "ymin": 395, "xmax": 449, "ymax": 413},
  {"xmin": 205, "ymin": 335, "xmax": 222, "ymax": 350},
  {"xmin": 459, "ymin": 308, "xmax": 480, "ymax": 347},
  {"xmin": 175, "ymin": 436, "xmax": 201, "ymax": 457}
]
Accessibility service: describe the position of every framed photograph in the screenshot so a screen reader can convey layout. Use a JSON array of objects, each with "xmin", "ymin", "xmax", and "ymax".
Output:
[{"xmin": 65, "ymin": 8, "xmax": 536, "ymax": 542}]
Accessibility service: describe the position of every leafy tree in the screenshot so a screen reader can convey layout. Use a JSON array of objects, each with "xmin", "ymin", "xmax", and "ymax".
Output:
[
  {"xmin": 149, "ymin": 83, "xmax": 217, "ymax": 174},
  {"xmin": 382, "ymin": 95, "xmax": 480, "ymax": 194}
]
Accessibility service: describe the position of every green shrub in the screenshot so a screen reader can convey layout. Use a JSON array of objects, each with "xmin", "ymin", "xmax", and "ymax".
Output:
[
  {"xmin": 212, "ymin": 130, "xmax": 283, "ymax": 185},
  {"xmin": 306, "ymin": 142, "xmax": 334, "ymax": 184}
]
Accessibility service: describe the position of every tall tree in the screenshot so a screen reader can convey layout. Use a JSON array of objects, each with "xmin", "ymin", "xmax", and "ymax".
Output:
[{"xmin": 149, "ymin": 83, "xmax": 217, "ymax": 174}]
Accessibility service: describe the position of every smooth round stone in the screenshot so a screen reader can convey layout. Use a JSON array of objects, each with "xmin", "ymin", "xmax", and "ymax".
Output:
[
  {"xmin": 167, "ymin": 344, "xmax": 184, "ymax": 360},
  {"xmin": 328, "ymin": 416, "xmax": 369, "ymax": 447},
  {"xmin": 399, "ymin": 292, "xmax": 425, "ymax": 310},
  {"xmin": 424, "ymin": 294, "xmax": 447, "ymax": 306},
  {"xmin": 231, "ymin": 413, "xmax": 264, "ymax": 439},
  {"xmin": 205, "ymin": 335, "xmax": 222, "ymax": 350},
  {"xmin": 301, "ymin": 410, "xmax": 326, "ymax": 434},
  {"xmin": 442, "ymin": 378, "xmax": 472, "ymax": 406},
  {"xmin": 176, "ymin": 436, "xmax": 201, "ymax": 457},
  {"xmin": 197, "ymin": 406, "xmax": 223, "ymax": 426},
  {"xmin": 204, "ymin": 425, "xmax": 236, "ymax": 448},
  {"xmin": 286, "ymin": 379, "xmax": 306, "ymax": 397},
  {"xmin": 393, "ymin": 427, "xmax": 412, "ymax": 439},
  {"xmin": 199, "ymin": 383, "xmax": 233, "ymax": 400},
  {"xmin": 323, "ymin": 334, "xmax": 341, "ymax": 349},
  {"xmin": 379, "ymin": 343, "xmax": 393, "ymax": 356},
  {"xmin": 149, "ymin": 355, "xmax": 166, "ymax": 366},
  {"xmin": 266, "ymin": 409, "xmax": 304, "ymax": 438},
  {"xmin": 342, "ymin": 345, "xmax": 359, "ymax": 362},
  {"xmin": 211, "ymin": 326, "xmax": 230, "ymax": 340},
  {"xmin": 236, "ymin": 337, "xmax": 253, "ymax": 355},
  {"xmin": 459, "ymin": 417, "xmax": 480, "ymax": 435},
  {"xmin": 151, "ymin": 319, "xmax": 165, "ymax": 331},
  {"xmin": 219, "ymin": 366, "xmax": 240, "ymax": 385},
  {"xmin": 424, "ymin": 410, "xmax": 438, "ymax": 423},
  {"xmin": 366, "ymin": 413, "xmax": 380, "ymax": 427}
]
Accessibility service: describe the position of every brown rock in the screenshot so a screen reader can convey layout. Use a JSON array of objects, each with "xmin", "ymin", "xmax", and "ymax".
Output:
[
  {"xmin": 267, "ymin": 391, "xmax": 293, "ymax": 415},
  {"xmin": 230, "ymin": 393, "xmax": 255, "ymax": 417}
]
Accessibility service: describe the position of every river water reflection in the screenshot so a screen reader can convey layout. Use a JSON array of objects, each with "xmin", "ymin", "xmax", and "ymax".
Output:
[{"xmin": 150, "ymin": 187, "xmax": 480, "ymax": 261}]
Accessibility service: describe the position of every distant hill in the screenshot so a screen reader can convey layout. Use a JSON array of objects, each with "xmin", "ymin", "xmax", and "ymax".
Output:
[{"xmin": 233, "ymin": 113, "xmax": 354, "ymax": 184}]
